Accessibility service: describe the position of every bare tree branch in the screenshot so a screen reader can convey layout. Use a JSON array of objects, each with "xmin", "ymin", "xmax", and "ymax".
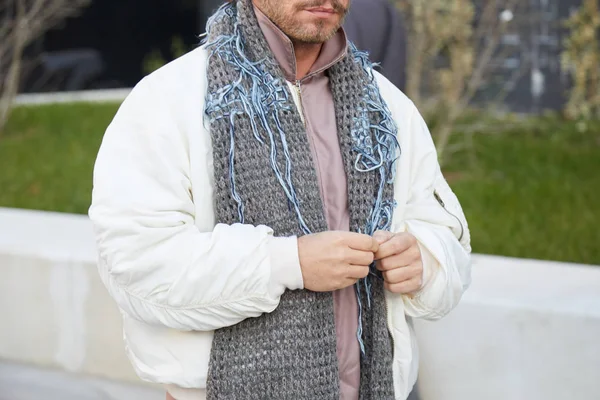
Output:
[
  {"xmin": 490, "ymin": 50, "xmax": 531, "ymax": 106},
  {"xmin": 0, "ymin": 0, "xmax": 91, "ymax": 134},
  {"xmin": 461, "ymin": 0, "xmax": 521, "ymax": 108}
]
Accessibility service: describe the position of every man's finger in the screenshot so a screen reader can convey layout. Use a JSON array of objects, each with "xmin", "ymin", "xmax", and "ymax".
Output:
[
  {"xmin": 375, "ymin": 233, "xmax": 416, "ymax": 260},
  {"xmin": 382, "ymin": 264, "xmax": 421, "ymax": 284},
  {"xmin": 344, "ymin": 232, "xmax": 379, "ymax": 252},
  {"xmin": 384, "ymin": 276, "xmax": 423, "ymax": 295},
  {"xmin": 346, "ymin": 249, "xmax": 375, "ymax": 266},
  {"xmin": 376, "ymin": 245, "xmax": 421, "ymax": 271},
  {"xmin": 376, "ymin": 252, "xmax": 409, "ymax": 271},
  {"xmin": 347, "ymin": 265, "xmax": 370, "ymax": 280},
  {"xmin": 373, "ymin": 230, "xmax": 394, "ymax": 245}
]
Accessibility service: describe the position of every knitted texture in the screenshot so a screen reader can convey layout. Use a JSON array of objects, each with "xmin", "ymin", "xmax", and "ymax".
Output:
[{"xmin": 204, "ymin": 1, "xmax": 397, "ymax": 398}]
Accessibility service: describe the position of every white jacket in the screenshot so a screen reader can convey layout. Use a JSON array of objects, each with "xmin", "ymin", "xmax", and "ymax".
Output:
[{"xmin": 89, "ymin": 46, "xmax": 472, "ymax": 400}]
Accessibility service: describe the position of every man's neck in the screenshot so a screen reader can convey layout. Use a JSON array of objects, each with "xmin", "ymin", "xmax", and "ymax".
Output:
[{"xmin": 292, "ymin": 41, "xmax": 323, "ymax": 81}]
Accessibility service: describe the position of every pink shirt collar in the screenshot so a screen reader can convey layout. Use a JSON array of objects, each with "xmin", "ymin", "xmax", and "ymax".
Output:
[{"xmin": 253, "ymin": 4, "xmax": 348, "ymax": 82}]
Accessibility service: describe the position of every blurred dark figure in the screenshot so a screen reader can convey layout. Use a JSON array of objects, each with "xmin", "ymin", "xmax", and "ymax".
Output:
[{"xmin": 343, "ymin": 0, "xmax": 407, "ymax": 91}]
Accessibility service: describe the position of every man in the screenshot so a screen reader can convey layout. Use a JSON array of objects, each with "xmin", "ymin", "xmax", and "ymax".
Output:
[
  {"xmin": 89, "ymin": 1, "xmax": 471, "ymax": 399},
  {"xmin": 344, "ymin": 0, "xmax": 407, "ymax": 90}
]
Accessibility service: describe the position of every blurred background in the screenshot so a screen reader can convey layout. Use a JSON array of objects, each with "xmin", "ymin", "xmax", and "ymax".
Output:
[{"xmin": 0, "ymin": 0, "xmax": 598, "ymax": 399}]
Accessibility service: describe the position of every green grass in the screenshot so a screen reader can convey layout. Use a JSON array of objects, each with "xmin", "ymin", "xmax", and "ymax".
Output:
[
  {"xmin": 0, "ymin": 104, "xmax": 598, "ymax": 265},
  {"xmin": 0, "ymin": 103, "xmax": 119, "ymax": 214},
  {"xmin": 443, "ymin": 116, "xmax": 600, "ymax": 265}
]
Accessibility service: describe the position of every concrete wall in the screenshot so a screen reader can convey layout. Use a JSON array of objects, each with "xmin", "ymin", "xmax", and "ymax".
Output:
[
  {"xmin": 0, "ymin": 208, "xmax": 151, "ymax": 392},
  {"xmin": 413, "ymin": 255, "xmax": 600, "ymax": 400},
  {"xmin": 14, "ymin": 89, "xmax": 130, "ymax": 106},
  {"xmin": 1, "ymin": 207, "xmax": 599, "ymax": 399}
]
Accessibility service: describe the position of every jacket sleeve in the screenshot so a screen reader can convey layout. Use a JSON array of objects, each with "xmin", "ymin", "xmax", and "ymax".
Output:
[
  {"xmin": 397, "ymin": 105, "xmax": 472, "ymax": 321},
  {"xmin": 89, "ymin": 77, "xmax": 304, "ymax": 332}
]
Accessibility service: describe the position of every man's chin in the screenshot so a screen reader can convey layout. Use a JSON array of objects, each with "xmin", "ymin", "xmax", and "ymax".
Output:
[{"xmin": 290, "ymin": 26, "xmax": 339, "ymax": 44}]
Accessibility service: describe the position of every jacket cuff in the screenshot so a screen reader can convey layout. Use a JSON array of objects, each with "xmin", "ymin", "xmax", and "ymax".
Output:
[
  {"xmin": 165, "ymin": 385, "xmax": 205, "ymax": 400},
  {"xmin": 416, "ymin": 240, "xmax": 440, "ymax": 294},
  {"xmin": 268, "ymin": 236, "xmax": 304, "ymax": 291}
]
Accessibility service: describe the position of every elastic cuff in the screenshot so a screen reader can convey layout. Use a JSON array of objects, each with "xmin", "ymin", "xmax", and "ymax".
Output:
[
  {"xmin": 416, "ymin": 240, "xmax": 440, "ymax": 293},
  {"xmin": 268, "ymin": 236, "xmax": 304, "ymax": 291},
  {"xmin": 165, "ymin": 385, "xmax": 206, "ymax": 400}
]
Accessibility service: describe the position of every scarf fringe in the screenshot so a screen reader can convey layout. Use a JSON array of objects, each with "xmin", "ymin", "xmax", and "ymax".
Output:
[
  {"xmin": 204, "ymin": 2, "xmax": 400, "ymax": 356},
  {"xmin": 205, "ymin": 3, "xmax": 311, "ymax": 234},
  {"xmin": 350, "ymin": 45, "xmax": 401, "ymax": 355}
]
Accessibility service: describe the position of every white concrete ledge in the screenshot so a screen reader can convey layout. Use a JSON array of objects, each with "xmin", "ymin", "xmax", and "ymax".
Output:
[
  {"xmin": 0, "ymin": 208, "xmax": 96, "ymax": 264},
  {"xmin": 14, "ymin": 89, "xmax": 130, "ymax": 106},
  {"xmin": 0, "ymin": 207, "xmax": 141, "ymax": 385},
  {"xmin": 1, "ymin": 207, "xmax": 599, "ymax": 399},
  {"xmin": 465, "ymin": 254, "xmax": 600, "ymax": 317},
  {"xmin": 415, "ymin": 254, "xmax": 600, "ymax": 400}
]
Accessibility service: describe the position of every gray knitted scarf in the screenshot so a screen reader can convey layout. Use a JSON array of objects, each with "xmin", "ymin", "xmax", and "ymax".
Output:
[{"xmin": 204, "ymin": 1, "xmax": 400, "ymax": 398}]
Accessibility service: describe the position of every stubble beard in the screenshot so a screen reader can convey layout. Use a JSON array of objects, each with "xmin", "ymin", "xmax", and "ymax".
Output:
[{"xmin": 261, "ymin": 1, "xmax": 348, "ymax": 45}]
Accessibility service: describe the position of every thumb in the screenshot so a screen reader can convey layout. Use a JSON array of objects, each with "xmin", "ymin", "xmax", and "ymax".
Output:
[{"xmin": 373, "ymin": 230, "xmax": 394, "ymax": 245}]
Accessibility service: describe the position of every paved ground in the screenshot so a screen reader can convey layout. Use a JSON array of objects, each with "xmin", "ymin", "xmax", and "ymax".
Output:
[
  {"xmin": 0, "ymin": 361, "xmax": 163, "ymax": 400},
  {"xmin": 0, "ymin": 361, "xmax": 422, "ymax": 400}
]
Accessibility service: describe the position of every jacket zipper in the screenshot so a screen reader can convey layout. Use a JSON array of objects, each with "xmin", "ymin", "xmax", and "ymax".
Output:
[
  {"xmin": 434, "ymin": 190, "xmax": 465, "ymax": 242},
  {"xmin": 291, "ymin": 47, "xmax": 345, "ymax": 127},
  {"xmin": 384, "ymin": 293, "xmax": 396, "ymax": 347},
  {"xmin": 292, "ymin": 49, "xmax": 401, "ymax": 380},
  {"xmin": 294, "ymin": 80, "xmax": 307, "ymax": 127},
  {"xmin": 384, "ymin": 292, "xmax": 399, "ymax": 398}
]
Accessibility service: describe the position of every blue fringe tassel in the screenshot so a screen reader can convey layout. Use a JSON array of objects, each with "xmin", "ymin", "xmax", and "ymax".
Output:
[
  {"xmin": 204, "ymin": 3, "xmax": 311, "ymax": 235},
  {"xmin": 350, "ymin": 45, "xmax": 401, "ymax": 356}
]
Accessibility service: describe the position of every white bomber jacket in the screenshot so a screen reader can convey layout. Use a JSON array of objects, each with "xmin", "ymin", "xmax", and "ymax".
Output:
[{"xmin": 89, "ymin": 45, "xmax": 472, "ymax": 400}]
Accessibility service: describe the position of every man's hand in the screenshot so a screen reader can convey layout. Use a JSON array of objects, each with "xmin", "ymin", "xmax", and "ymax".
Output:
[
  {"xmin": 298, "ymin": 231, "xmax": 379, "ymax": 292},
  {"xmin": 373, "ymin": 230, "xmax": 424, "ymax": 294}
]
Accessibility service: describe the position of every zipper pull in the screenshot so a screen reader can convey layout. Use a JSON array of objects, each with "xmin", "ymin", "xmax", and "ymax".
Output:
[
  {"xmin": 434, "ymin": 189, "xmax": 465, "ymax": 242},
  {"xmin": 433, "ymin": 190, "xmax": 445, "ymax": 207},
  {"xmin": 294, "ymin": 80, "xmax": 306, "ymax": 127}
]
